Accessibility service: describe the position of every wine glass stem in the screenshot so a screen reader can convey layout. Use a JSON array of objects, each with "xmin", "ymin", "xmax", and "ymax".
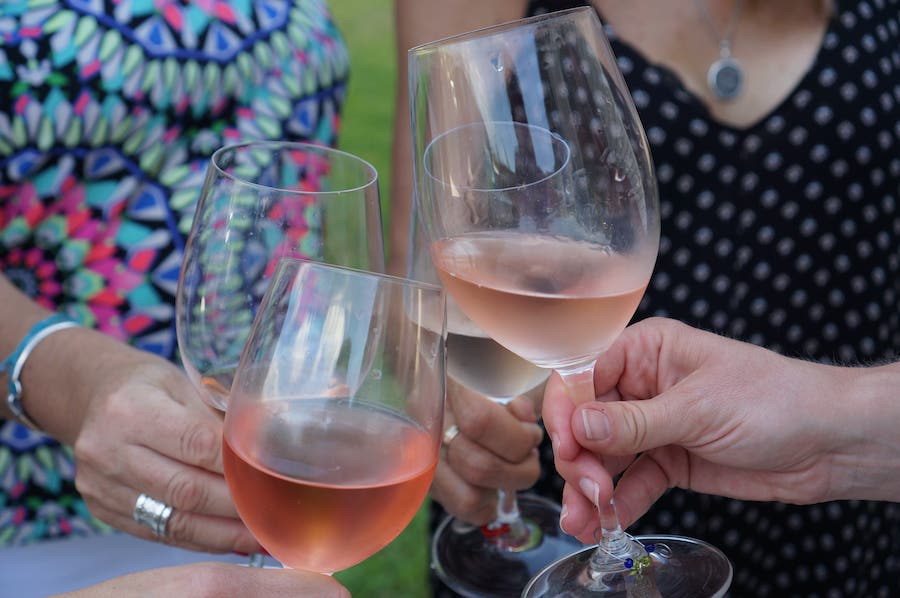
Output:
[
  {"xmin": 586, "ymin": 497, "xmax": 648, "ymax": 586},
  {"xmin": 597, "ymin": 498, "xmax": 631, "ymax": 556},
  {"xmin": 484, "ymin": 489, "xmax": 538, "ymax": 551},
  {"xmin": 496, "ymin": 488, "xmax": 522, "ymax": 525},
  {"xmin": 557, "ymin": 361, "xmax": 644, "ymax": 570}
]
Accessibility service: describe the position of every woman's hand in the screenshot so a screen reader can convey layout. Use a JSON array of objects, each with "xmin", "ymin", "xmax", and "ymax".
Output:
[
  {"xmin": 1, "ymin": 276, "xmax": 256, "ymax": 553},
  {"xmin": 76, "ymin": 343, "xmax": 260, "ymax": 552},
  {"xmin": 431, "ymin": 379, "xmax": 544, "ymax": 525},
  {"xmin": 22, "ymin": 324, "xmax": 259, "ymax": 554},
  {"xmin": 542, "ymin": 318, "xmax": 899, "ymax": 544}
]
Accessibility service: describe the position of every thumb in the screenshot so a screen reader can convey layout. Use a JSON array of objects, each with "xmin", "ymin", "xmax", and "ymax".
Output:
[{"xmin": 573, "ymin": 393, "xmax": 690, "ymax": 456}]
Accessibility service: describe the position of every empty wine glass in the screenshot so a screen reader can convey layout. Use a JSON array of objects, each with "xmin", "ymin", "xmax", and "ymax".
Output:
[
  {"xmin": 222, "ymin": 257, "xmax": 446, "ymax": 574},
  {"xmin": 176, "ymin": 141, "xmax": 384, "ymax": 411},
  {"xmin": 409, "ymin": 8, "xmax": 731, "ymax": 596}
]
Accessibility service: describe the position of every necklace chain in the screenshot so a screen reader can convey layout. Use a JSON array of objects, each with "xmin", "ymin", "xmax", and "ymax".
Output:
[{"xmin": 692, "ymin": 0, "xmax": 743, "ymax": 55}]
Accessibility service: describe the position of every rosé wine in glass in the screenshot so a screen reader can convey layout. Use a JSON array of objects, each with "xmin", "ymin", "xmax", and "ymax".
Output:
[
  {"xmin": 223, "ymin": 258, "xmax": 445, "ymax": 576},
  {"xmin": 432, "ymin": 232, "xmax": 651, "ymax": 371},
  {"xmin": 223, "ymin": 397, "xmax": 436, "ymax": 573}
]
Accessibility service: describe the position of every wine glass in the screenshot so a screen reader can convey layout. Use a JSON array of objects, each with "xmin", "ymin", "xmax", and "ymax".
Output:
[
  {"xmin": 176, "ymin": 141, "xmax": 384, "ymax": 412},
  {"xmin": 408, "ymin": 188, "xmax": 584, "ymax": 597},
  {"xmin": 409, "ymin": 8, "xmax": 732, "ymax": 597},
  {"xmin": 222, "ymin": 257, "xmax": 446, "ymax": 574}
]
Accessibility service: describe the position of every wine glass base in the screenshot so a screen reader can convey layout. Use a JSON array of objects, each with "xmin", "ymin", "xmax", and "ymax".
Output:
[
  {"xmin": 431, "ymin": 494, "xmax": 585, "ymax": 598},
  {"xmin": 522, "ymin": 535, "xmax": 733, "ymax": 598}
]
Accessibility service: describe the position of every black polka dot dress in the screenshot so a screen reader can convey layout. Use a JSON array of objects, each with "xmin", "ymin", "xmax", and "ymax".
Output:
[{"xmin": 522, "ymin": 0, "xmax": 900, "ymax": 596}]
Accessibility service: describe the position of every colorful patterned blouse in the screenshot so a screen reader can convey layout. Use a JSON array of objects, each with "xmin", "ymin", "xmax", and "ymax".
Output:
[{"xmin": 0, "ymin": 0, "xmax": 349, "ymax": 547}]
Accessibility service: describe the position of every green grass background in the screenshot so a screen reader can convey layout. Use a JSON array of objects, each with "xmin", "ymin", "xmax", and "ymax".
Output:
[
  {"xmin": 328, "ymin": 2, "xmax": 433, "ymax": 596},
  {"xmin": 331, "ymin": 0, "xmax": 398, "ymax": 249}
]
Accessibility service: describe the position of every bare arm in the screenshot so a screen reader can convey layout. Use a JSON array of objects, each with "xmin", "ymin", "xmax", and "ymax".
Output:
[{"xmin": 0, "ymin": 273, "xmax": 88, "ymax": 440}]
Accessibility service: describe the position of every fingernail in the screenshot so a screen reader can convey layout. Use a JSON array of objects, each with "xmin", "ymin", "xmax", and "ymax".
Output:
[
  {"xmin": 559, "ymin": 504, "xmax": 569, "ymax": 530},
  {"xmin": 582, "ymin": 409, "xmax": 610, "ymax": 441},
  {"xmin": 579, "ymin": 477, "xmax": 600, "ymax": 509}
]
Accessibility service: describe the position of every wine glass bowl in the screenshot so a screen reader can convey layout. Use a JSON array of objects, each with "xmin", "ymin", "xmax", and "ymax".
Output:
[
  {"xmin": 176, "ymin": 141, "xmax": 384, "ymax": 411},
  {"xmin": 424, "ymin": 121, "xmax": 656, "ymax": 373},
  {"xmin": 222, "ymin": 257, "xmax": 445, "ymax": 574},
  {"xmin": 409, "ymin": 7, "xmax": 660, "ymax": 392}
]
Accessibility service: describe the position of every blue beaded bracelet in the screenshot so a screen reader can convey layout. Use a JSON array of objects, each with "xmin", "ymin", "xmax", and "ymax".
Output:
[{"xmin": 2, "ymin": 313, "xmax": 80, "ymax": 430}]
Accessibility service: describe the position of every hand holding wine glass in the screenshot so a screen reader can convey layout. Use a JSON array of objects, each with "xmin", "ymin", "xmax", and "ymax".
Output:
[
  {"xmin": 544, "ymin": 317, "xmax": 900, "ymax": 536},
  {"xmin": 409, "ymin": 215, "xmax": 580, "ymax": 597},
  {"xmin": 222, "ymin": 258, "xmax": 445, "ymax": 574}
]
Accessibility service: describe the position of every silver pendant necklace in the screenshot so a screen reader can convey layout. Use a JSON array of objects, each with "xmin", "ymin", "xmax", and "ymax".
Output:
[{"xmin": 692, "ymin": 0, "xmax": 744, "ymax": 101}]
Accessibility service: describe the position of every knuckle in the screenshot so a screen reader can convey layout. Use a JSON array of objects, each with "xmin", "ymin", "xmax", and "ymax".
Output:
[
  {"xmin": 72, "ymin": 471, "xmax": 101, "ymax": 504},
  {"xmin": 430, "ymin": 464, "xmax": 496, "ymax": 526},
  {"xmin": 102, "ymin": 390, "xmax": 139, "ymax": 429},
  {"xmin": 459, "ymin": 452, "xmax": 498, "ymax": 486},
  {"xmin": 454, "ymin": 398, "xmax": 492, "ymax": 441},
  {"xmin": 71, "ymin": 433, "xmax": 103, "ymax": 472},
  {"xmin": 516, "ymin": 457, "xmax": 542, "ymax": 490},
  {"xmin": 166, "ymin": 468, "xmax": 209, "ymax": 512},
  {"xmin": 619, "ymin": 403, "xmax": 648, "ymax": 452},
  {"xmin": 160, "ymin": 509, "xmax": 190, "ymax": 544},
  {"xmin": 181, "ymin": 420, "xmax": 220, "ymax": 469},
  {"xmin": 508, "ymin": 427, "xmax": 542, "ymax": 462},
  {"xmin": 75, "ymin": 397, "xmax": 132, "ymax": 462},
  {"xmin": 448, "ymin": 491, "xmax": 494, "ymax": 525}
]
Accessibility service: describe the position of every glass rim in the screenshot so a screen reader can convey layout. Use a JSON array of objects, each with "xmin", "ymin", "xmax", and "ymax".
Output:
[
  {"xmin": 209, "ymin": 140, "xmax": 379, "ymax": 195},
  {"xmin": 273, "ymin": 256, "xmax": 445, "ymax": 296},
  {"xmin": 409, "ymin": 6, "xmax": 594, "ymax": 55},
  {"xmin": 423, "ymin": 121, "xmax": 571, "ymax": 193}
]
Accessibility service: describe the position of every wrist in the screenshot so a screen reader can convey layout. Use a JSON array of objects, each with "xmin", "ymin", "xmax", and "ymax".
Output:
[
  {"xmin": 28, "ymin": 325, "xmax": 146, "ymax": 445},
  {"xmin": 11, "ymin": 324, "xmax": 93, "ymax": 441},
  {"xmin": 1, "ymin": 314, "xmax": 81, "ymax": 430},
  {"xmin": 829, "ymin": 362, "xmax": 900, "ymax": 502}
]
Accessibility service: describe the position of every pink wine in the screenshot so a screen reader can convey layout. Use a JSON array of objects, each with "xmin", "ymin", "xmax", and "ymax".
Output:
[
  {"xmin": 431, "ymin": 232, "xmax": 652, "ymax": 368},
  {"xmin": 223, "ymin": 398, "xmax": 436, "ymax": 573}
]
